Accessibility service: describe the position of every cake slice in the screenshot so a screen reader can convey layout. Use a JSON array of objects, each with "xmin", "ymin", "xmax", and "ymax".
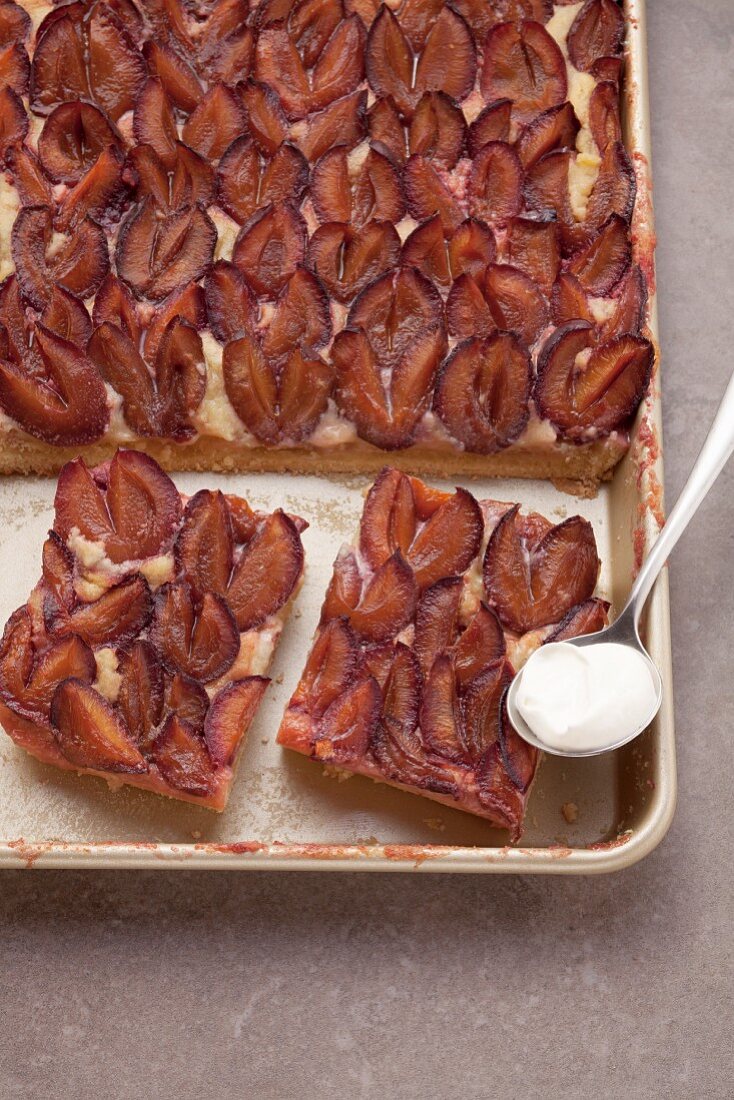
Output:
[
  {"xmin": 0, "ymin": 449, "xmax": 306, "ymax": 809},
  {"xmin": 0, "ymin": 0, "xmax": 653, "ymax": 487},
  {"xmin": 277, "ymin": 468, "xmax": 609, "ymax": 838}
]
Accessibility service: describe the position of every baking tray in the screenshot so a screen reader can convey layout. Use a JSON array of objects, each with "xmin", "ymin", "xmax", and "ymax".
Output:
[{"xmin": 0, "ymin": 0, "xmax": 674, "ymax": 872}]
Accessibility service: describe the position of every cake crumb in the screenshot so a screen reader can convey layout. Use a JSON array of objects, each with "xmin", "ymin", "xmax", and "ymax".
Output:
[
  {"xmin": 562, "ymin": 801, "xmax": 579, "ymax": 824},
  {"xmin": 323, "ymin": 764, "xmax": 352, "ymax": 781},
  {"xmin": 275, "ymin": 673, "xmax": 284, "ymax": 684},
  {"xmin": 191, "ymin": 830, "xmax": 202, "ymax": 840},
  {"xmin": 260, "ymin": 737, "xmax": 269, "ymax": 745},
  {"xmin": 424, "ymin": 817, "xmax": 446, "ymax": 832}
]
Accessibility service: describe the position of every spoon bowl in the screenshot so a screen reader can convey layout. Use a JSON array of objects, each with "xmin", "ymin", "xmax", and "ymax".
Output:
[{"xmin": 506, "ymin": 624, "xmax": 663, "ymax": 758}]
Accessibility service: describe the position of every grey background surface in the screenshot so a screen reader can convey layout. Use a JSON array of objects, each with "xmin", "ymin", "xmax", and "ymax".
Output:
[{"xmin": 2, "ymin": 3, "xmax": 733, "ymax": 1097}]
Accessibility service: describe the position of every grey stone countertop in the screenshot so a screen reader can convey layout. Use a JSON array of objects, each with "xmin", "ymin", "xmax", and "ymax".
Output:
[{"xmin": 1, "ymin": 3, "xmax": 732, "ymax": 1097}]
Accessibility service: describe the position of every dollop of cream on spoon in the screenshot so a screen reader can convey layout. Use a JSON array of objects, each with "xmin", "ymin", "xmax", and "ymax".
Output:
[{"xmin": 516, "ymin": 642, "xmax": 659, "ymax": 753}]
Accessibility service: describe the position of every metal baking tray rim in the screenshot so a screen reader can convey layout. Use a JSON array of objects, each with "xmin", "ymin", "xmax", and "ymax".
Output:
[{"xmin": 0, "ymin": 0, "xmax": 675, "ymax": 872}]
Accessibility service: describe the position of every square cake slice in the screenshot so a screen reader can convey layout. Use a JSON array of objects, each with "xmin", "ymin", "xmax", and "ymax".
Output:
[
  {"xmin": 0, "ymin": 449, "xmax": 306, "ymax": 809},
  {"xmin": 277, "ymin": 468, "xmax": 608, "ymax": 839}
]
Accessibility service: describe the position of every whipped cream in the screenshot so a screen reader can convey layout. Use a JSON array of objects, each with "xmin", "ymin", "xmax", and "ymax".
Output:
[{"xmin": 516, "ymin": 641, "xmax": 658, "ymax": 753}]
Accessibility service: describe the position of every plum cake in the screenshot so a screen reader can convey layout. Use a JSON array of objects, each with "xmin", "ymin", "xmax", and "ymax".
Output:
[
  {"xmin": 0, "ymin": 449, "xmax": 306, "ymax": 808},
  {"xmin": 277, "ymin": 468, "xmax": 609, "ymax": 838},
  {"xmin": 0, "ymin": 0, "xmax": 653, "ymax": 486}
]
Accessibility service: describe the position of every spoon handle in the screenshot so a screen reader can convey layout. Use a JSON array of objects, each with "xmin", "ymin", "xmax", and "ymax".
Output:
[{"xmin": 628, "ymin": 367, "xmax": 734, "ymax": 625}]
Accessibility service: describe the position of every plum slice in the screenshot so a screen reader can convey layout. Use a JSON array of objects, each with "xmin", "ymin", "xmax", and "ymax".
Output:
[
  {"xmin": 115, "ymin": 200, "xmax": 216, "ymax": 302},
  {"xmin": 294, "ymin": 89, "xmax": 367, "ymax": 163},
  {"xmin": 550, "ymin": 272, "xmax": 595, "ymax": 327},
  {"xmin": 181, "ymin": 84, "xmax": 247, "ymax": 163},
  {"xmin": 516, "ymin": 101, "xmax": 580, "ymax": 169},
  {"xmin": 589, "ymin": 81, "xmax": 622, "ymax": 152},
  {"xmin": 0, "ymin": 87, "xmax": 28, "ymax": 157},
  {"xmin": 483, "ymin": 504, "xmax": 600, "ymax": 633},
  {"xmin": 165, "ymin": 672, "xmax": 210, "ymax": 733},
  {"xmin": 143, "ymin": 40, "xmax": 203, "ymax": 113},
  {"xmin": 227, "ymin": 512, "xmax": 304, "ymax": 631},
  {"xmin": 535, "ymin": 322, "xmax": 653, "ymax": 438},
  {"xmin": 468, "ymin": 141, "xmax": 523, "ymax": 224},
  {"xmin": 30, "ymin": 12, "xmax": 89, "ymax": 114},
  {"xmin": 454, "ymin": 605, "xmax": 506, "ymax": 688},
  {"xmin": 460, "ymin": 659, "xmax": 510, "ymax": 763},
  {"xmin": 223, "ymin": 335, "xmax": 333, "ymax": 444},
  {"xmin": 403, "ymin": 154, "xmax": 464, "ymax": 232},
  {"xmin": 566, "ymin": 214, "xmax": 631, "ymax": 295},
  {"xmin": 310, "ymin": 144, "xmax": 404, "ymax": 228},
  {"xmin": 0, "ymin": 42, "xmax": 29, "ymax": 97},
  {"xmin": 307, "ymin": 221, "xmax": 401, "ymax": 304},
  {"xmin": 498, "ymin": 692, "xmax": 537, "ymax": 792},
  {"xmin": 345, "ymin": 553, "xmax": 417, "ymax": 643},
  {"xmin": 420, "ymin": 654, "xmax": 466, "ymax": 763},
  {"xmin": 117, "ymin": 640, "xmax": 164, "ymax": 751},
  {"xmin": 87, "ymin": 2, "xmax": 147, "ymax": 121},
  {"xmin": 232, "ymin": 203, "xmax": 307, "ymax": 299},
  {"xmin": 0, "ymin": 0, "xmax": 30, "ymax": 45},
  {"xmin": 51, "ymin": 678, "xmax": 147, "ymax": 774},
  {"xmin": 359, "ymin": 467, "xmax": 417, "ymax": 570},
  {"xmin": 546, "ymin": 597, "xmax": 609, "ymax": 643},
  {"xmin": 408, "ymin": 92, "xmax": 467, "ymax": 170},
  {"xmin": 523, "ymin": 147, "xmax": 575, "ymax": 227},
  {"xmin": 0, "ymin": 612, "xmax": 96, "ymax": 723},
  {"xmin": 216, "ymin": 138, "xmax": 309, "ymax": 225},
  {"xmin": 585, "ymin": 140, "xmax": 636, "ymax": 230},
  {"xmin": 204, "ymin": 677, "xmax": 270, "ymax": 767},
  {"xmin": 55, "ymin": 146, "xmax": 129, "ymax": 232},
  {"xmin": 290, "ymin": 618, "xmax": 360, "ymax": 718},
  {"xmin": 368, "ymin": 96, "xmax": 406, "ymax": 165},
  {"xmin": 12, "ymin": 206, "xmax": 110, "ymax": 310},
  {"xmin": 311, "ymin": 676, "xmax": 381, "ymax": 763},
  {"xmin": 483, "ymin": 263, "xmax": 550, "ymax": 348},
  {"xmin": 50, "ymin": 575, "xmax": 152, "ymax": 648},
  {"xmin": 413, "ymin": 577, "xmax": 462, "ymax": 679},
  {"xmin": 133, "ymin": 78, "xmax": 178, "ymax": 168},
  {"xmin": 370, "ymin": 713, "xmax": 458, "ymax": 798},
  {"xmin": 151, "ymin": 715, "xmax": 216, "ymax": 795},
  {"xmin": 204, "ymin": 261, "xmax": 258, "ymax": 344},
  {"xmin": 434, "ymin": 333, "xmax": 531, "ymax": 454},
  {"xmin": 38, "ymin": 101, "xmax": 123, "ymax": 184},
  {"xmin": 0, "ymin": 325, "xmax": 109, "ymax": 447},
  {"xmin": 467, "ymin": 100, "xmax": 512, "ymax": 156},
  {"xmin": 567, "ymin": 0, "xmax": 624, "ymax": 73},
  {"xmin": 150, "ymin": 582, "xmax": 239, "ymax": 684},
  {"xmin": 175, "ymin": 489, "xmax": 234, "ymax": 600},
  {"xmin": 260, "ymin": 266, "xmax": 331, "ymax": 361},
  {"xmin": 481, "ymin": 21, "xmax": 567, "ymax": 125},
  {"xmin": 54, "ymin": 451, "xmax": 183, "ymax": 565},
  {"xmin": 599, "ymin": 264, "xmax": 647, "ymax": 342},
  {"xmin": 365, "ymin": 6, "xmax": 475, "ymax": 117},
  {"xmin": 406, "ymin": 489, "xmax": 483, "ymax": 591},
  {"xmin": 505, "ymin": 216, "xmax": 561, "ymax": 294},
  {"xmin": 239, "ymin": 79, "xmax": 289, "ymax": 156}
]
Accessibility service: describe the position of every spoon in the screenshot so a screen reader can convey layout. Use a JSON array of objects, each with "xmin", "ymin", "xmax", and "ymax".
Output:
[{"xmin": 507, "ymin": 365, "xmax": 734, "ymax": 758}]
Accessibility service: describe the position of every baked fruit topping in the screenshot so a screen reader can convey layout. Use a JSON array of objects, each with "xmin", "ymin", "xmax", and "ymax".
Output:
[
  {"xmin": 279, "ymin": 470, "xmax": 608, "ymax": 838},
  {"xmin": 1, "ymin": 0, "xmax": 650, "ymax": 478},
  {"xmin": 0, "ymin": 451, "xmax": 306, "ymax": 809}
]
